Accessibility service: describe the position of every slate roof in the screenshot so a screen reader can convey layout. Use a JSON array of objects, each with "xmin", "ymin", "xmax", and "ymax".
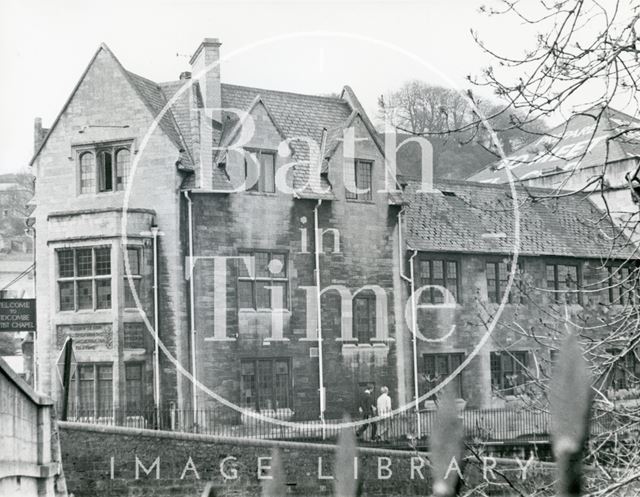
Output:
[
  {"xmin": 469, "ymin": 107, "xmax": 640, "ymax": 184},
  {"xmin": 159, "ymin": 80, "xmax": 352, "ymax": 195},
  {"xmin": 405, "ymin": 179, "xmax": 637, "ymax": 259},
  {"xmin": 127, "ymin": 72, "xmax": 194, "ymax": 169}
]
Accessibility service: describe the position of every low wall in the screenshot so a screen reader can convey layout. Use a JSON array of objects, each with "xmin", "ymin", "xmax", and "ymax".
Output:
[
  {"xmin": 0, "ymin": 357, "xmax": 66, "ymax": 497},
  {"xmin": 59, "ymin": 422, "xmax": 556, "ymax": 497}
]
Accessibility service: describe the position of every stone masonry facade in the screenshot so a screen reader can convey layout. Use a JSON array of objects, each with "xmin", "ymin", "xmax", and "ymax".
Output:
[{"xmin": 30, "ymin": 38, "xmax": 636, "ymax": 430}]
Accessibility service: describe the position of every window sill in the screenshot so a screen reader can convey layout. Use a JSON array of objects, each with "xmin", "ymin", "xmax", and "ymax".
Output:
[
  {"xmin": 345, "ymin": 198, "xmax": 374, "ymax": 204},
  {"xmin": 238, "ymin": 309, "xmax": 291, "ymax": 314},
  {"xmin": 242, "ymin": 191, "xmax": 278, "ymax": 197},
  {"xmin": 204, "ymin": 337, "xmax": 237, "ymax": 342},
  {"xmin": 263, "ymin": 338, "xmax": 290, "ymax": 344},
  {"xmin": 341, "ymin": 342, "xmax": 389, "ymax": 350},
  {"xmin": 57, "ymin": 308, "xmax": 112, "ymax": 314}
]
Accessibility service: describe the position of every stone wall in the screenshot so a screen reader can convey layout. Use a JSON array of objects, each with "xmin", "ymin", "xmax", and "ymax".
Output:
[
  {"xmin": 58, "ymin": 422, "xmax": 557, "ymax": 497},
  {"xmin": 189, "ymin": 111, "xmax": 400, "ymax": 420},
  {"xmin": 0, "ymin": 357, "xmax": 66, "ymax": 496}
]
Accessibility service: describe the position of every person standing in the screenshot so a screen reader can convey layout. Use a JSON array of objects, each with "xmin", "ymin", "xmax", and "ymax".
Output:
[
  {"xmin": 376, "ymin": 386, "xmax": 392, "ymax": 442},
  {"xmin": 356, "ymin": 388, "xmax": 377, "ymax": 440}
]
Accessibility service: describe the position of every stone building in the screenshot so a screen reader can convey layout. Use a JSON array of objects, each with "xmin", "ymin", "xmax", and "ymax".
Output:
[
  {"xmin": 29, "ymin": 38, "xmax": 637, "ymax": 428},
  {"xmin": 469, "ymin": 107, "xmax": 640, "ymax": 230}
]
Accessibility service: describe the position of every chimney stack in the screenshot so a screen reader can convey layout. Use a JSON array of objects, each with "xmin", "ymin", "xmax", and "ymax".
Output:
[
  {"xmin": 190, "ymin": 38, "xmax": 222, "ymax": 190},
  {"xmin": 190, "ymin": 38, "xmax": 222, "ymax": 124},
  {"xmin": 33, "ymin": 117, "xmax": 48, "ymax": 153}
]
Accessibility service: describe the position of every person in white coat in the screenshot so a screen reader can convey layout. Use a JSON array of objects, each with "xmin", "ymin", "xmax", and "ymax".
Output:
[{"xmin": 376, "ymin": 386, "xmax": 392, "ymax": 441}]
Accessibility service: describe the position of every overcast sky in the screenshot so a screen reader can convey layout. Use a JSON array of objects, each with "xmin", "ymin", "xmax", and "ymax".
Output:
[{"xmin": 0, "ymin": 0, "xmax": 541, "ymax": 174}]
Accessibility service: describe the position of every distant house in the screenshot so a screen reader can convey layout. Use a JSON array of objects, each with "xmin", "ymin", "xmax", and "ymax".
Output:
[
  {"xmin": 29, "ymin": 39, "xmax": 637, "ymax": 428},
  {"xmin": 469, "ymin": 107, "xmax": 640, "ymax": 229}
]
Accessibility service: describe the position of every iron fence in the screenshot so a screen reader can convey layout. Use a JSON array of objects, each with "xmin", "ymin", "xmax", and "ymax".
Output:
[{"xmin": 63, "ymin": 406, "xmax": 622, "ymax": 444}]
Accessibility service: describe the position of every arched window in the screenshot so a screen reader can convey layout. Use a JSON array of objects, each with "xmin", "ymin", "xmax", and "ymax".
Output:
[
  {"xmin": 79, "ymin": 152, "xmax": 96, "ymax": 194},
  {"xmin": 98, "ymin": 150, "xmax": 113, "ymax": 192},
  {"xmin": 115, "ymin": 148, "xmax": 131, "ymax": 191}
]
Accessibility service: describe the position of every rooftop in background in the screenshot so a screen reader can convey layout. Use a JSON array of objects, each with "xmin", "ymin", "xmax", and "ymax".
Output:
[
  {"xmin": 405, "ymin": 179, "xmax": 636, "ymax": 259},
  {"xmin": 469, "ymin": 107, "xmax": 640, "ymax": 184}
]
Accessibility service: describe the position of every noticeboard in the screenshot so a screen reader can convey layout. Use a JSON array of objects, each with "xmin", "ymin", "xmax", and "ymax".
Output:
[{"xmin": 0, "ymin": 299, "xmax": 36, "ymax": 333}]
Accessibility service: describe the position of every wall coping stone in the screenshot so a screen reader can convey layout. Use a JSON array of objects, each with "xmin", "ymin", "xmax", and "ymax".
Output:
[{"xmin": 0, "ymin": 356, "xmax": 52, "ymax": 406}]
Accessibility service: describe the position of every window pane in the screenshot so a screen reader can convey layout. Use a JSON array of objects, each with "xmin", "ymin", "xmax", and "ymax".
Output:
[
  {"xmin": 237, "ymin": 251, "xmax": 252, "ymax": 278},
  {"xmin": 546, "ymin": 265, "xmax": 556, "ymax": 289},
  {"xmin": 446, "ymin": 261, "xmax": 458, "ymax": 300},
  {"xmin": 432, "ymin": 260, "xmax": 444, "ymax": 304},
  {"xmin": 256, "ymin": 281, "xmax": 271, "ymax": 309},
  {"xmin": 345, "ymin": 162, "xmax": 357, "ymax": 200},
  {"xmin": 126, "ymin": 248, "xmax": 140, "ymax": 275},
  {"xmin": 356, "ymin": 160, "xmax": 372, "ymax": 200},
  {"xmin": 245, "ymin": 154, "xmax": 259, "ymax": 192},
  {"xmin": 257, "ymin": 360, "xmax": 273, "ymax": 410},
  {"xmin": 95, "ymin": 247, "xmax": 111, "ymax": 275},
  {"xmin": 115, "ymin": 149, "xmax": 131, "ymax": 191},
  {"xmin": 96, "ymin": 279, "xmax": 112, "ymax": 309},
  {"xmin": 99, "ymin": 151, "xmax": 113, "ymax": 192},
  {"xmin": 238, "ymin": 280, "xmax": 254, "ymax": 308},
  {"xmin": 255, "ymin": 252, "xmax": 270, "ymax": 278},
  {"xmin": 76, "ymin": 249, "xmax": 93, "ymax": 277},
  {"xmin": 77, "ymin": 281, "xmax": 93, "ymax": 309},
  {"xmin": 486, "ymin": 262, "xmax": 497, "ymax": 303},
  {"xmin": 419, "ymin": 260, "xmax": 431, "ymax": 286},
  {"xmin": 97, "ymin": 365, "xmax": 113, "ymax": 414},
  {"xmin": 79, "ymin": 152, "xmax": 96, "ymax": 194},
  {"xmin": 274, "ymin": 360, "xmax": 290, "ymax": 409},
  {"xmin": 561, "ymin": 265, "xmax": 578, "ymax": 304},
  {"xmin": 124, "ymin": 278, "xmax": 141, "ymax": 308},
  {"xmin": 261, "ymin": 153, "xmax": 275, "ymax": 193},
  {"xmin": 59, "ymin": 282, "xmax": 75, "ymax": 311},
  {"xmin": 354, "ymin": 296, "xmax": 374, "ymax": 343},
  {"xmin": 241, "ymin": 361, "xmax": 256, "ymax": 408},
  {"xmin": 125, "ymin": 363, "xmax": 143, "ymax": 412},
  {"xmin": 58, "ymin": 250, "xmax": 75, "ymax": 277},
  {"xmin": 78, "ymin": 366, "xmax": 95, "ymax": 413}
]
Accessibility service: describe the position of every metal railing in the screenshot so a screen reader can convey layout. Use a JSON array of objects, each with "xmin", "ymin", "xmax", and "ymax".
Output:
[{"xmin": 63, "ymin": 406, "xmax": 622, "ymax": 444}]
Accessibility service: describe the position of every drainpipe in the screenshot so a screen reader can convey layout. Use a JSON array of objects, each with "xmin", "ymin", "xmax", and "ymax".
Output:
[
  {"xmin": 184, "ymin": 191, "xmax": 198, "ymax": 429},
  {"xmin": 151, "ymin": 224, "xmax": 161, "ymax": 426},
  {"xmin": 398, "ymin": 207, "xmax": 421, "ymax": 439},
  {"xmin": 313, "ymin": 199, "xmax": 326, "ymax": 438},
  {"xmin": 408, "ymin": 249, "xmax": 421, "ymax": 439},
  {"xmin": 27, "ymin": 224, "xmax": 37, "ymax": 389}
]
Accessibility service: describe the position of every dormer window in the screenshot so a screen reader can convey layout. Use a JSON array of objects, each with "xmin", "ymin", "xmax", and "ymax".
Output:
[
  {"xmin": 76, "ymin": 142, "xmax": 132, "ymax": 195},
  {"xmin": 345, "ymin": 159, "xmax": 372, "ymax": 201},
  {"xmin": 244, "ymin": 149, "xmax": 276, "ymax": 193}
]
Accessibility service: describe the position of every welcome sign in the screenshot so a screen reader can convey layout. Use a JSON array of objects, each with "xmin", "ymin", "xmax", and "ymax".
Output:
[{"xmin": 0, "ymin": 298, "xmax": 36, "ymax": 333}]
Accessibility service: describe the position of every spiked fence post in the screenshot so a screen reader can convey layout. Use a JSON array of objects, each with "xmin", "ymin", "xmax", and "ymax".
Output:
[
  {"xmin": 430, "ymin": 387, "xmax": 464, "ymax": 497},
  {"xmin": 550, "ymin": 333, "xmax": 593, "ymax": 497}
]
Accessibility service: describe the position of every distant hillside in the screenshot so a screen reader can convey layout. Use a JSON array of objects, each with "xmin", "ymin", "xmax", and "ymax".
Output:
[{"xmin": 0, "ymin": 173, "xmax": 34, "ymax": 240}]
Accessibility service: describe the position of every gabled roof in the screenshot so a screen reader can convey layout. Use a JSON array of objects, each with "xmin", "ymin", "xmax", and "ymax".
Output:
[
  {"xmin": 469, "ymin": 106, "xmax": 640, "ymax": 184},
  {"xmin": 405, "ymin": 179, "xmax": 636, "ymax": 259},
  {"xmin": 30, "ymin": 44, "xmax": 192, "ymax": 169},
  {"xmin": 160, "ymin": 80, "xmax": 353, "ymax": 196}
]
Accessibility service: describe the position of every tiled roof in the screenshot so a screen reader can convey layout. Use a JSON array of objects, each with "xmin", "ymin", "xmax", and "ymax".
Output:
[
  {"xmin": 160, "ymin": 80, "xmax": 352, "ymax": 195},
  {"xmin": 469, "ymin": 107, "xmax": 640, "ymax": 184},
  {"xmin": 405, "ymin": 179, "xmax": 636, "ymax": 259},
  {"xmin": 126, "ymin": 72, "xmax": 194, "ymax": 169}
]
